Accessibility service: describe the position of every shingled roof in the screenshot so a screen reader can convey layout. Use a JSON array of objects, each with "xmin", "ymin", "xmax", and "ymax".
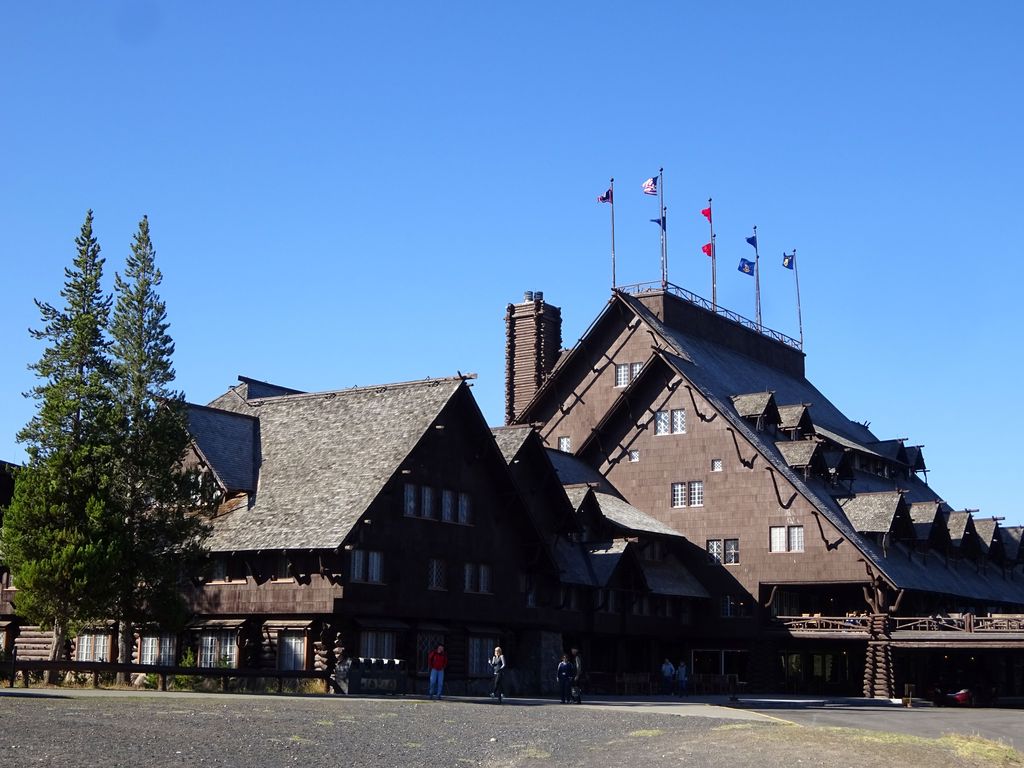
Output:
[
  {"xmin": 491, "ymin": 425, "xmax": 534, "ymax": 463},
  {"xmin": 545, "ymin": 449, "xmax": 618, "ymax": 494},
  {"xmin": 837, "ymin": 492, "xmax": 905, "ymax": 535},
  {"xmin": 592, "ymin": 492, "xmax": 683, "ymax": 538},
  {"xmin": 775, "ymin": 440, "xmax": 819, "ymax": 469},
  {"xmin": 999, "ymin": 526, "xmax": 1023, "ymax": 563},
  {"xmin": 187, "ymin": 405, "xmax": 258, "ymax": 492},
  {"xmin": 777, "ymin": 404, "xmax": 811, "ymax": 431},
  {"xmin": 731, "ymin": 391, "xmax": 777, "ymax": 420},
  {"xmin": 639, "ymin": 556, "xmax": 709, "ymax": 598},
  {"xmin": 198, "ymin": 378, "xmax": 465, "ymax": 551}
]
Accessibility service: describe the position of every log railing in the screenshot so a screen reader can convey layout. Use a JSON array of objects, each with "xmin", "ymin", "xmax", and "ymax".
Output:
[{"xmin": 775, "ymin": 614, "xmax": 1024, "ymax": 635}]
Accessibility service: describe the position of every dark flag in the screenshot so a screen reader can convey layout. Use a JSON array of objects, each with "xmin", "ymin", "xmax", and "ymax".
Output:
[
  {"xmin": 702, "ymin": 243, "xmax": 713, "ymax": 257},
  {"xmin": 782, "ymin": 251, "xmax": 795, "ymax": 269},
  {"xmin": 701, "ymin": 206, "xmax": 712, "ymax": 221},
  {"xmin": 746, "ymin": 235, "xmax": 758, "ymax": 249},
  {"xmin": 738, "ymin": 258, "xmax": 755, "ymax": 275},
  {"xmin": 650, "ymin": 215, "xmax": 666, "ymax": 230},
  {"xmin": 642, "ymin": 176, "xmax": 658, "ymax": 196},
  {"xmin": 598, "ymin": 188, "xmax": 613, "ymax": 204}
]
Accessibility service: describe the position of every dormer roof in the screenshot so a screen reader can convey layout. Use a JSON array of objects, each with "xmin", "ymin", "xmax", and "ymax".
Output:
[
  {"xmin": 775, "ymin": 439, "xmax": 820, "ymax": 469},
  {"xmin": 777, "ymin": 403, "xmax": 813, "ymax": 433},
  {"xmin": 836, "ymin": 491, "xmax": 908, "ymax": 535},
  {"xmin": 731, "ymin": 391, "xmax": 780, "ymax": 423}
]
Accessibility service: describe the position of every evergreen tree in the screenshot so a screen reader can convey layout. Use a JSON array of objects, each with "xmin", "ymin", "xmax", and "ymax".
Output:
[
  {"xmin": 108, "ymin": 215, "xmax": 209, "ymax": 672},
  {"xmin": 0, "ymin": 210, "xmax": 119, "ymax": 660}
]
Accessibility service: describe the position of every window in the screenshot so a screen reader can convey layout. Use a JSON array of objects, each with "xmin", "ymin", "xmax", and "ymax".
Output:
[
  {"xmin": 468, "ymin": 636, "xmax": 497, "ymax": 675},
  {"xmin": 463, "ymin": 563, "xmax": 492, "ymax": 593},
  {"xmin": 689, "ymin": 480, "xmax": 704, "ymax": 507},
  {"xmin": 557, "ymin": 436, "xmax": 572, "ymax": 452},
  {"xmin": 671, "ymin": 409, "xmax": 686, "ymax": 434},
  {"xmin": 614, "ymin": 363, "xmax": 630, "ymax": 387},
  {"xmin": 724, "ymin": 538, "xmax": 740, "ymax": 564},
  {"xmin": 278, "ymin": 631, "xmax": 306, "ymax": 671},
  {"xmin": 198, "ymin": 630, "xmax": 237, "ymax": 667},
  {"xmin": 655, "ymin": 410, "xmax": 671, "ymax": 435},
  {"xmin": 458, "ymin": 492, "xmax": 472, "ymax": 525},
  {"xmin": 770, "ymin": 525, "xmax": 805, "ymax": 553},
  {"xmin": 655, "ymin": 409, "xmax": 685, "ymax": 435},
  {"xmin": 628, "ymin": 449, "xmax": 640, "ymax": 463},
  {"xmin": 519, "ymin": 572, "xmax": 537, "ymax": 607},
  {"xmin": 76, "ymin": 631, "xmax": 110, "ymax": 662},
  {"xmin": 707, "ymin": 539, "xmax": 723, "ymax": 564},
  {"xmin": 209, "ymin": 558, "xmax": 228, "ymax": 582},
  {"xmin": 421, "ymin": 486, "xmax": 436, "ymax": 519},
  {"xmin": 671, "ymin": 482, "xmax": 686, "ymax": 508},
  {"xmin": 630, "ymin": 361, "xmax": 644, "ymax": 380},
  {"xmin": 360, "ymin": 630, "xmax": 396, "ymax": 659},
  {"xmin": 404, "ymin": 483, "xmax": 418, "ymax": 517},
  {"xmin": 441, "ymin": 489, "xmax": 456, "ymax": 522},
  {"xmin": 351, "ymin": 550, "xmax": 384, "ymax": 583},
  {"xmin": 140, "ymin": 633, "xmax": 177, "ymax": 666},
  {"xmin": 272, "ymin": 554, "xmax": 291, "ymax": 581},
  {"xmin": 788, "ymin": 526, "xmax": 805, "ymax": 552},
  {"xmin": 711, "ymin": 459, "xmax": 723, "ymax": 472},
  {"xmin": 427, "ymin": 558, "xmax": 447, "ymax": 590}
]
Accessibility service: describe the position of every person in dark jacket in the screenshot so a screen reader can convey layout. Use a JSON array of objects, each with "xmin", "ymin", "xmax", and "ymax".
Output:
[
  {"xmin": 569, "ymin": 647, "xmax": 584, "ymax": 703},
  {"xmin": 489, "ymin": 646, "xmax": 506, "ymax": 703},
  {"xmin": 427, "ymin": 644, "xmax": 448, "ymax": 700},
  {"xmin": 556, "ymin": 654, "xmax": 574, "ymax": 704}
]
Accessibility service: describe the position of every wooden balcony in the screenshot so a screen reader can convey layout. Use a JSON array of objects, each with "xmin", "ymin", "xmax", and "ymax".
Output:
[{"xmin": 771, "ymin": 614, "xmax": 1024, "ymax": 648}]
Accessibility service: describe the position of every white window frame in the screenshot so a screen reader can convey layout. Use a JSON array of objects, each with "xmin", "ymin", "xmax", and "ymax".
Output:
[
  {"xmin": 630, "ymin": 361, "xmax": 643, "ymax": 380},
  {"xmin": 198, "ymin": 630, "xmax": 237, "ymax": 668},
  {"xmin": 628, "ymin": 449, "xmax": 640, "ymax": 463},
  {"xmin": 671, "ymin": 408, "xmax": 686, "ymax": 434},
  {"xmin": 770, "ymin": 526, "xmax": 787, "ymax": 553},
  {"xmin": 76, "ymin": 631, "xmax": 110, "ymax": 662},
  {"xmin": 689, "ymin": 480, "xmax": 704, "ymax": 507},
  {"xmin": 557, "ymin": 436, "xmax": 571, "ymax": 452},
  {"xmin": 351, "ymin": 549, "xmax": 384, "ymax": 584},
  {"xmin": 724, "ymin": 538, "xmax": 740, "ymax": 564},
  {"xmin": 707, "ymin": 539, "xmax": 723, "ymax": 564},
  {"xmin": 788, "ymin": 525, "xmax": 805, "ymax": 553},
  {"xmin": 655, "ymin": 410, "xmax": 670, "ymax": 435},
  {"xmin": 140, "ymin": 633, "xmax": 177, "ymax": 666},
  {"xmin": 614, "ymin": 363, "xmax": 630, "ymax": 387},
  {"xmin": 671, "ymin": 482, "xmax": 686, "ymax": 508},
  {"xmin": 770, "ymin": 525, "xmax": 805, "ymax": 553},
  {"xmin": 711, "ymin": 458, "xmax": 723, "ymax": 472}
]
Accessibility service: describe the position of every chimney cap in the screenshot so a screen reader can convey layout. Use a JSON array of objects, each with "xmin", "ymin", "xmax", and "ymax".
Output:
[{"xmin": 523, "ymin": 290, "xmax": 534, "ymax": 302}]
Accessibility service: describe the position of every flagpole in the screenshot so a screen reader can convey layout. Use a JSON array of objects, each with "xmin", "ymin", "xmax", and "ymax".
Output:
[
  {"xmin": 659, "ymin": 167, "xmax": 666, "ymax": 288},
  {"xmin": 708, "ymin": 198, "xmax": 716, "ymax": 311},
  {"xmin": 610, "ymin": 178, "xmax": 616, "ymax": 288},
  {"xmin": 792, "ymin": 249, "xmax": 803, "ymax": 349},
  {"xmin": 753, "ymin": 225, "xmax": 761, "ymax": 330}
]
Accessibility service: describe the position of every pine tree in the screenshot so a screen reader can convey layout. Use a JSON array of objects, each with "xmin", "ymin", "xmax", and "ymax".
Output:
[
  {"xmin": 108, "ymin": 215, "xmax": 209, "ymax": 673},
  {"xmin": 0, "ymin": 210, "xmax": 119, "ymax": 661}
]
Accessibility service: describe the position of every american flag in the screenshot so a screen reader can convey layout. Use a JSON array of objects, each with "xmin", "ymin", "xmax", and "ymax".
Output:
[
  {"xmin": 642, "ymin": 177, "xmax": 658, "ymax": 196},
  {"xmin": 597, "ymin": 188, "xmax": 613, "ymax": 204}
]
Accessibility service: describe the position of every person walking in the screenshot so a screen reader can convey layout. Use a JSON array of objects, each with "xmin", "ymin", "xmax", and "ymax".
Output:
[
  {"xmin": 489, "ymin": 646, "xmax": 506, "ymax": 703},
  {"xmin": 556, "ymin": 654, "xmax": 574, "ymax": 704},
  {"xmin": 660, "ymin": 658, "xmax": 676, "ymax": 695},
  {"xmin": 569, "ymin": 647, "xmax": 584, "ymax": 704},
  {"xmin": 427, "ymin": 643, "xmax": 448, "ymax": 700},
  {"xmin": 675, "ymin": 660, "xmax": 688, "ymax": 696}
]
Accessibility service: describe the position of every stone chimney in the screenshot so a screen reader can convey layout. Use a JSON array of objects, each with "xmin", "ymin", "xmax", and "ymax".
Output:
[{"xmin": 505, "ymin": 291, "xmax": 562, "ymax": 425}]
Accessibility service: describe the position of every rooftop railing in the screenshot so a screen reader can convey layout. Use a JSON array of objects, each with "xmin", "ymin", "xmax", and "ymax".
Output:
[{"xmin": 615, "ymin": 280, "xmax": 803, "ymax": 351}]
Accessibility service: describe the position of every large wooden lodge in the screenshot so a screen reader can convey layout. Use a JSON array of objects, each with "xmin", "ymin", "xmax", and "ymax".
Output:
[{"xmin": 2, "ymin": 284, "xmax": 1024, "ymax": 698}]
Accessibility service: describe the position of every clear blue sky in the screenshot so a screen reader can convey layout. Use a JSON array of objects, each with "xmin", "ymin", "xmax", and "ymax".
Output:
[{"xmin": 2, "ymin": 2, "xmax": 1022, "ymax": 525}]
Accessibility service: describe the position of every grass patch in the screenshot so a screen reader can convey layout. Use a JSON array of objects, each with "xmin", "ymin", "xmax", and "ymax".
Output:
[
  {"xmin": 939, "ymin": 734, "xmax": 1022, "ymax": 765},
  {"xmin": 519, "ymin": 746, "xmax": 552, "ymax": 759},
  {"xmin": 314, "ymin": 720, "xmax": 333, "ymax": 727},
  {"xmin": 627, "ymin": 729, "xmax": 664, "ymax": 738}
]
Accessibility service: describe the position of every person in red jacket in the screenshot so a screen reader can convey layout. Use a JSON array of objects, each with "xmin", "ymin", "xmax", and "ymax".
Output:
[{"xmin": 427, "ymin": 644, "xmax": 448, "ymax": 700}]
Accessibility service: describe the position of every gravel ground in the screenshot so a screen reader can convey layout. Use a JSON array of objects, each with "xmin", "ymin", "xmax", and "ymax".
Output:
[{"xmin": 0, "ymin": 693, "xmax": 1019, "ymax": 768}]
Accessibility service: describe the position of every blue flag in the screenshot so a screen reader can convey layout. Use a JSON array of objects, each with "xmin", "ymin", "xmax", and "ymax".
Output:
[
  {"xmin": 782, "ymin": 251, "xmax": 795, "ymax": 269},
  {"xmin": 746, "ymin": 235, "xmax": 758, "ymax": 249},
  {"xmin": 738, "ymin": 258, "xmax": 755, "ymax": 275},
  {"xmin": 650, "ymin": 215, "xmax": 665, "ymax": 230}
]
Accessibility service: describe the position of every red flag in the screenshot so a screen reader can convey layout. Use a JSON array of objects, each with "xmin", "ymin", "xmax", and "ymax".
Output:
[
  {"xmin": 702, "ymin": 243, "xmax": 713, "ymax": 257},
  {"xmin": 701, "ymin": 206, "xmax": 712, "ymax": 221}
]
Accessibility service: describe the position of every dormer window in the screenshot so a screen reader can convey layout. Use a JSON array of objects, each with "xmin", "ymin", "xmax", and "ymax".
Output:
[{"xmin": 614, "ymin": 362, "xmax": 644, "ymax": 388}]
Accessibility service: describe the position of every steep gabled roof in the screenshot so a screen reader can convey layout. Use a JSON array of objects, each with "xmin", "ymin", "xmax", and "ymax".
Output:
[
  {"xmin": 588, "ymin": 540, "xmax": 629, "ymax": 586},
  {"xmin": 973, "ymin": 518, "xmax": 1004, "ymax": 561},
  {"xmin": 999, "ymin": 526, "xmax": 1023, "ymax": 563},
  {"xmin": 837, "ymin": 492, "xmax": 905, "ymax": 535},
  {"xmin": 904, "ymin": 445, "xmax": 927, "ymax": 473},
  {"xmin": 775, "ymin": 440, "xmax": 819, "ymax": 469},
  {"xmin": 491, "ymin": 424, "xmax": 534, "ymax": 463},
  {"xmin": 908, "ymin": 501, "xmax": 949, "ymax": 544},
  {"xmin": 186, "ymin": 404, "xmax": 258, "ymax": 492},
  {"xmin": 208, "ymin": 376, "xmax": 305, "ymax": 413},
  {"xmin": 545, "ymin": 449, "xmax": 617, "ymax": 494},
  {"xmin": 867, "ymin": 439, "xmax": 908, "ymax": 466},
  {"xmin": 203, "ymin": 378, "xmax": 464, "ymax": 551},
  {"xmin": 945, "ymin": 510, "xmax": 973, "ymax": 546},
  {"xmin": 777, "ymin": 404, "xmax": 812, "ymax": 432},
  {"xmin": 731, "ymin": 391, "xmax": 779, "ymax": 422}
]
